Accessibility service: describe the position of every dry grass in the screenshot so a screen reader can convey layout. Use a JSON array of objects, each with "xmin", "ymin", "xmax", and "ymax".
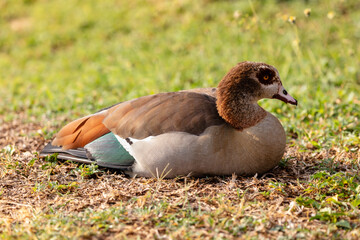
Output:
[{"xmin": 1, "ymin": 114, "xmax": 359, "ymax": 239}]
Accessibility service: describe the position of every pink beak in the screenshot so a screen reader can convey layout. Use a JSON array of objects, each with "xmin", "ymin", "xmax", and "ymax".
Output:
[{"xmin": 272, "ymin": 85, "xmax": 297, "ymax": 105}]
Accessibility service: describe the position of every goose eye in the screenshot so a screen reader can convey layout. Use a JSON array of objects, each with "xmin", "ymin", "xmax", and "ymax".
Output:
[{"xmin": 263, "ymin": 75, "xmax": 269, "ymax": 80}]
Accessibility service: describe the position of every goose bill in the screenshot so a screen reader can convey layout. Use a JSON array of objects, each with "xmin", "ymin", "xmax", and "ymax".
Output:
[{"xmin": 272, "ymin": 85, "xmax": 297, "ymax": 105}]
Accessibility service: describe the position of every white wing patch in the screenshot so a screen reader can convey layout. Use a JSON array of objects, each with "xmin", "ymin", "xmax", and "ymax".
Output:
[{"xmin": 114, "ymin": 135, "xmax": 156, "ymax": 158}]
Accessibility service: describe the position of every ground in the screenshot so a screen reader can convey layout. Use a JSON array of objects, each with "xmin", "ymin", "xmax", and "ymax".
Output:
[{"xmin": 1, "ymin": 0, "xmax": 360, "ymax": 239}]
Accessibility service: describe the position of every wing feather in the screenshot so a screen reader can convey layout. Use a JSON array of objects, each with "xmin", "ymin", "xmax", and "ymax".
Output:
[
  {"xmin": 103, "ymin": 91, "xmax": 225, "ymax": 139},
  {"xmin": 52, "ymin": 90, "xmax": 225, "ymax": 150}
]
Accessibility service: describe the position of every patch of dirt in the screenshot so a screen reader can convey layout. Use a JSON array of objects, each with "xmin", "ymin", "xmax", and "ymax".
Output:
[
  {"xmin": 0, "ymin": 113, "xmax": 45, "ymax": 153},
  {"xmin": 9, "ymin": 17, "xmax": 32, "ymax": 32}
]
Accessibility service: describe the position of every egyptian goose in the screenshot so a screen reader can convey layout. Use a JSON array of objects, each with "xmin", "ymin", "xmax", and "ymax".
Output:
[{"xmin": 40, "ymin": 61, "xmax": 297, "ymax": 178}]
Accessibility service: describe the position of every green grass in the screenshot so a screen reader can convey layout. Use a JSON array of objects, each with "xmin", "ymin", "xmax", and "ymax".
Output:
[
  {"xmin": 1, "ymin": 0, "xmax": 360, "ymax": 239},
  {"xmin": 1, "ymin": 0, "xmax": 359, "ymax": 145}
]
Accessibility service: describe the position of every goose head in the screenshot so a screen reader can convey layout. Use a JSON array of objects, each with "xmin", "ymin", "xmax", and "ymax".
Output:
[
  {"xmin": 254, "ymin": 63, "xmax": 297, "ymax": 105},
  {"xmin": 216, "ymin": 61, "xmax": 297, "ymax": 129}
]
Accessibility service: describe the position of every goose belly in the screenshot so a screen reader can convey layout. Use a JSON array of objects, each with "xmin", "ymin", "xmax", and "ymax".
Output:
[{"xmin": 122, "ymin": 113, "xmax": 286, "ymax": 178}]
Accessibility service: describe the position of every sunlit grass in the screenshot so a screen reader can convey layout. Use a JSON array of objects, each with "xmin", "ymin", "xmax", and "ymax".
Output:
[{"xmin": 1, "ymin": 0, "xmax": 359, "ymax": 146}]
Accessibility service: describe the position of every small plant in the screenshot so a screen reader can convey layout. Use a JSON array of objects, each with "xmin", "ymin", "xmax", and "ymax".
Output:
[
  {"xmin": 1, "ymin": 145, "xmax": 16, "ymax": 161},
  {"xmin": 40, "ymin": 153, "xmax": 59, "ymax": 170},
  {"xmin": 77, "ymin": 164, "xmax": 101, "ymax": 178},
  {"xmin": 48, "ymin": 181, "xmax": 79, "ymax": 194}
]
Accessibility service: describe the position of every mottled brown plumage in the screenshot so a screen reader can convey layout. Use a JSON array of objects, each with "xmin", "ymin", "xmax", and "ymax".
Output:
[
  {"xmin": 49, "ymin": 61, "xmax": 298, "ymax": 178},
  {"xmin": 52, "ymin": 91, "xmax": 225, "ymax": 149},
  {"xmin": 102, "ymin": 92, "xmax": 225, "ymax": 139},
  {"xmin": 216, "ymin": 62, "xmax": 267, "ymax": 129},
  {"xmin": 52, "ymin": 62, "xmax": 295, "ymax": 149}
]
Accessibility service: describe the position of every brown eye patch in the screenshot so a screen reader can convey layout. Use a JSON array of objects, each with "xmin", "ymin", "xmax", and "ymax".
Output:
[{"xmin": 257, "ymin": 68, "xmax": 276, "ymax": 85}]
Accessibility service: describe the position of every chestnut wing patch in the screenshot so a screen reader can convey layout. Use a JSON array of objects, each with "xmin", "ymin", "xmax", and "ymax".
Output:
[{"xmin": 103, "ymin": 92, "xmax": 225, "ymax": 139}]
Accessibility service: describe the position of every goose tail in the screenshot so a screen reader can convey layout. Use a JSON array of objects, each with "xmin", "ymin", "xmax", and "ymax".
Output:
[{"xmin": 39, "ymin": 143, "xmax": 94, "ymax": 164}]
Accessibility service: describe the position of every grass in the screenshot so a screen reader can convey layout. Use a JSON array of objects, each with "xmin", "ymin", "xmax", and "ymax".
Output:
[{"xmin": 0, "ymin": 0, "xmax": 360, "ymax": 239}]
